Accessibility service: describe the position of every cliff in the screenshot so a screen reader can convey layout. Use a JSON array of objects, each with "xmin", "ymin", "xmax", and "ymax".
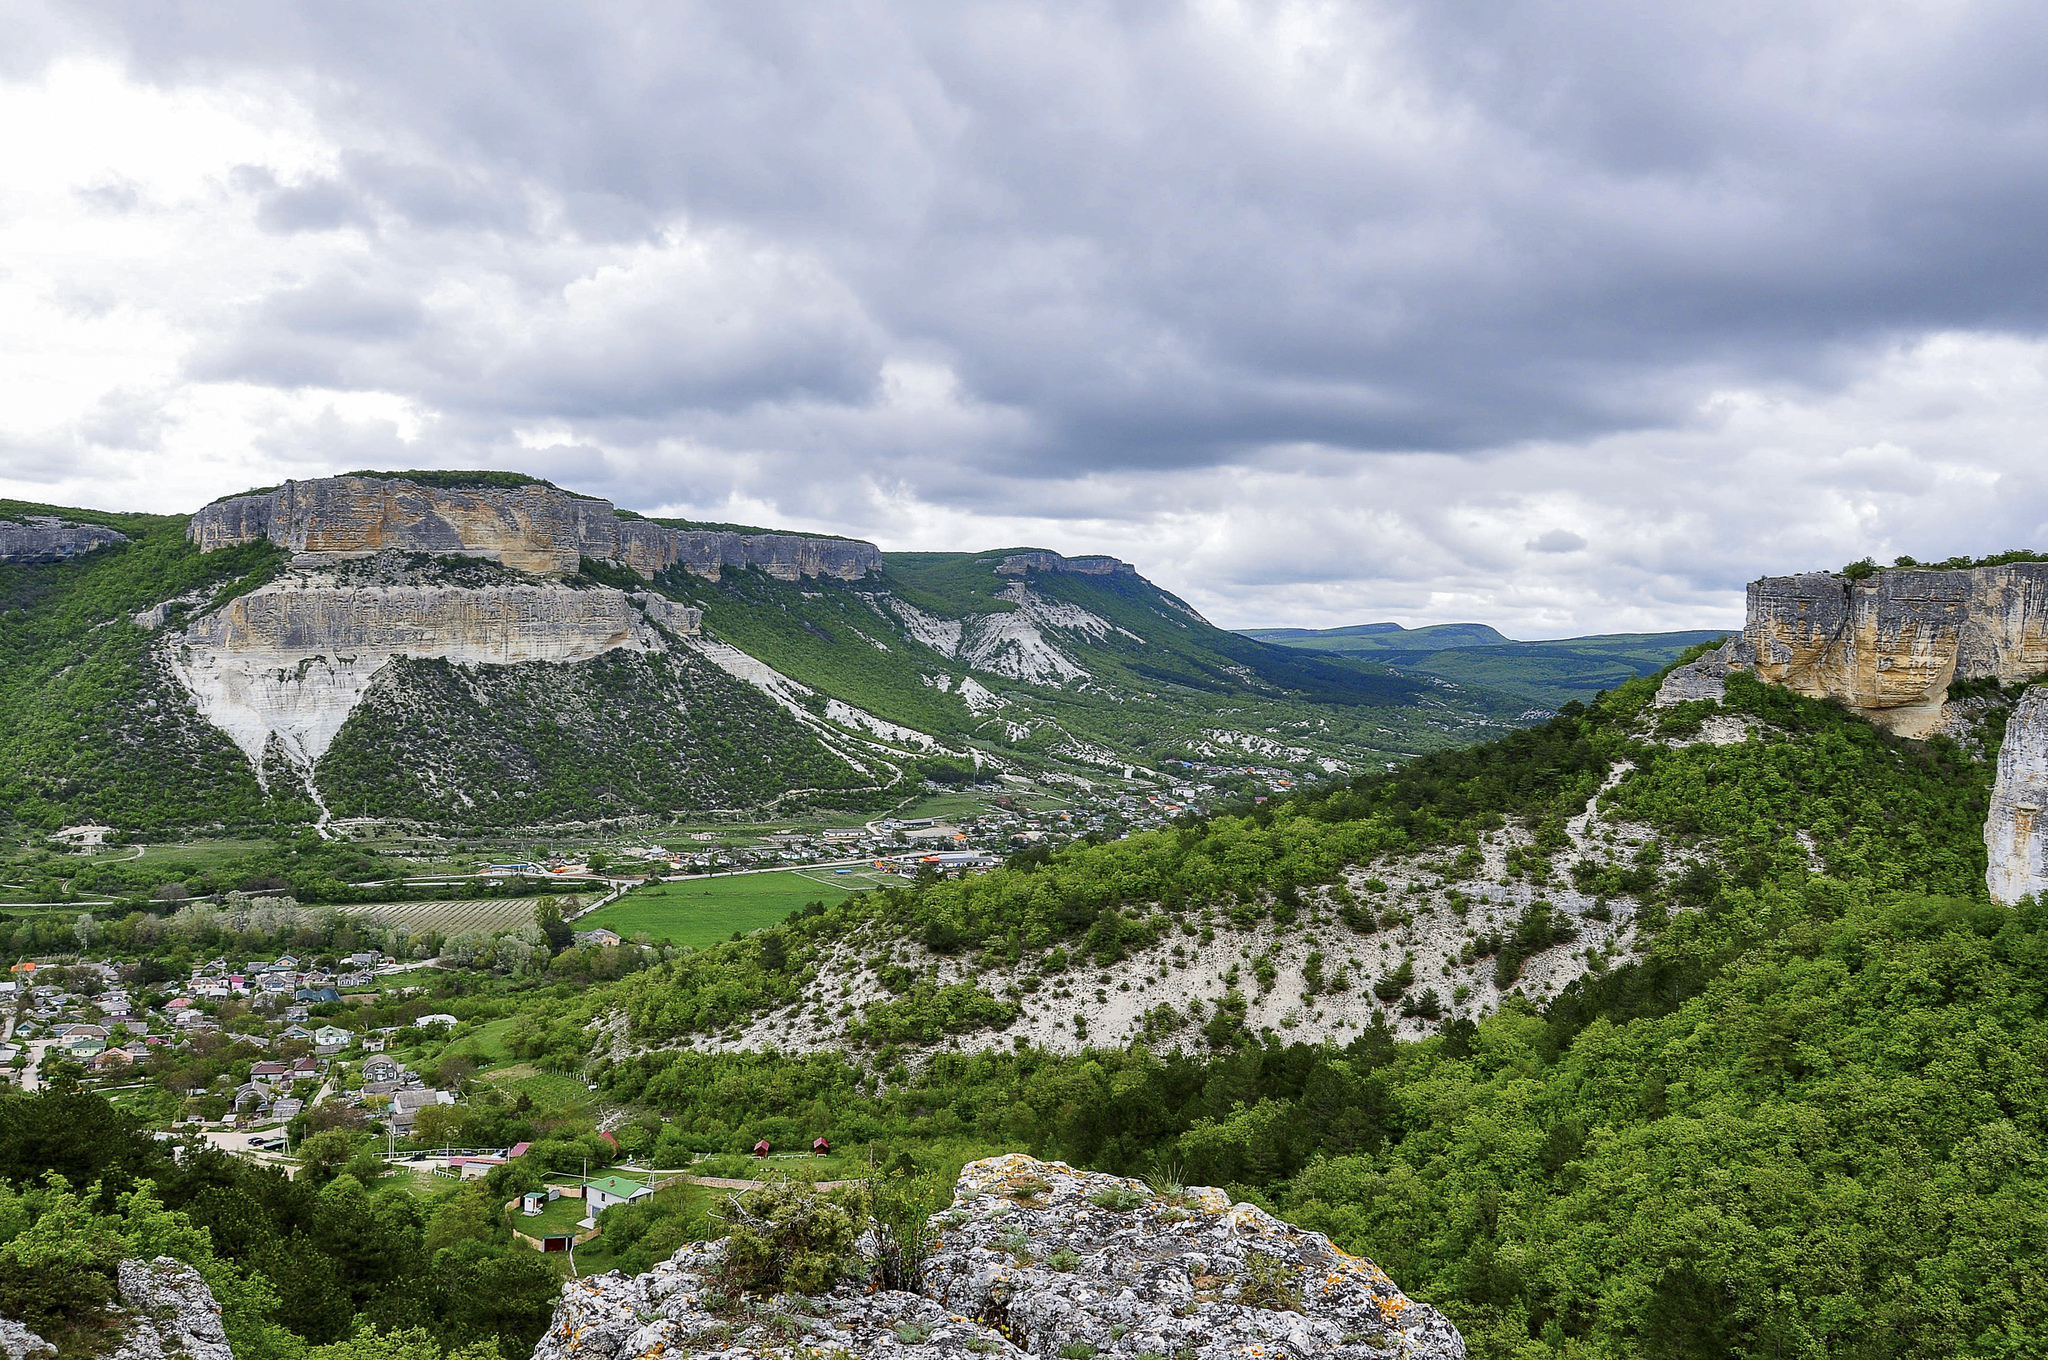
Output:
[
  {"xmin": 1987, "ymin": 688, "xmax": 2048, "ymax": 904},
  {"xmin": 189, "ymin": 475, "xmax": 881, "ymax": 581},
  {"xmin": 0, "ymin": 516, "xmax": 127, "ymax": 563},
  {"xmin": 536, "ymin": 1154, "xmax": 1463, "ymax": 1360},
  {"xmin": 166, "ymin": 562, "xmax": 675, "ymax": 794},
  {"xmin": 996, "ymin": 550, "xmax": 1136, "ymax": 577},
  {"xmin": 1695, "ymin": 564, "xmax": 2048, "ymax": 736}
]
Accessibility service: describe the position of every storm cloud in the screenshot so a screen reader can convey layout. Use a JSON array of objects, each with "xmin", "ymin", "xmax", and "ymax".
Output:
[{"xmin": 6, "ymin": 0, "xmax": 2048, "ymax": 633}]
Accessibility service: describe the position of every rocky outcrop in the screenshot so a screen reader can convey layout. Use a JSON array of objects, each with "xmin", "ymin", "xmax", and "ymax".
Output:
[
  {"xmin": 0, "ymin": 1320, "xmax": 52, "ymax": 1360},
  {"xmin": 996, "ymin": 551, "xmax": 1136, "ymax": 577},
  {"xmin": 0, "ymin": 516, "xmax": 127, "ymax": 563},
  {"xmin": 190, "ymin": 475, "xmax": 880, "ymax": 581},
  {"xmin": 167, "ymin": 564, "xmax": 668, "ymax": 783},
  {"xmin": 108, "ymin": 1258, "xmax": 232, "ymax": 1360},
  {"xmin": 535, "ymin": 1155, "xmax": 1463, "ymax": 1360},
  {"xmin": 1987, "ymin": 688, "xmax": 2048, "ymax": 904},
  {"xmin": 1720, "ymin": 565, "xmax": 2048, "ymax": 736}
]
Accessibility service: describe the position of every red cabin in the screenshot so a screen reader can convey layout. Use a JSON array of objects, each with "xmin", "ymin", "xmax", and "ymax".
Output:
[
  {"xmin": 753, "ymin": 1139, "xmax": 771, "ymax": 1158},
  {"xmin": 813, "ymin": 1137, "xmax": 830, "ymax": 1157}
]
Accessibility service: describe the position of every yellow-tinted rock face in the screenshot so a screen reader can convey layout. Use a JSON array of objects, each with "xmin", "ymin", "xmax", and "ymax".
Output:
[
  {"xmin": 190, "ymin": 475, "xmax": 881, "ymax": 581},
  {"xmin": 1732, "ymin": 566, "xmax": 2048, "ymax": 735}
]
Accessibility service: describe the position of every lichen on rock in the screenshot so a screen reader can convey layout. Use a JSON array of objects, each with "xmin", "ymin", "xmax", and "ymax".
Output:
[{"xmin": 532, "ymin": 1155, "xmax": 1464, "ymax": 1360}]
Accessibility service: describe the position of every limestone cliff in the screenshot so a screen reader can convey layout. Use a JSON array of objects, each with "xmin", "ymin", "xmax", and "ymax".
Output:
[
  {"xmin": 1694, "ymin": 564, "xmax": 2048, "ymax": 735},
  {"xmin": 1987, "ymin": 688, "xmax": 2048, "ymax": 904},
  {"xmin": 996, "ymin": 550, "xmax": 1136, "ymax": 577},
  {"xmin": 189, "ymin": 475, "xmax": 879, "ymax": 581},
  {"xmin": 0, "ymin": 516, "xmax": 127, "ymax": 563},
  {"xmin": 163, "ymin": 555, "xmax": 684, "ymax": 803}
]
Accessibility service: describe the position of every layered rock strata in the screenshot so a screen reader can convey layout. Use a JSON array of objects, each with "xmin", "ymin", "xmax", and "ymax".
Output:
[
  {"xmin": 1987, "ymin": 688, "xmax": 2048, "ymax": 904},
  {"xmin": 996, "ymin": 550, "xmax": 1136, "ymax": 577},
  {"xmin": 167, "ymin": 565, "xmax": 673, "ymax": 781},
  {"xmin": 535, "ymin": 1154, "xmax": 1463, "ymax": 1360},
  {"xmin": 190, "ymin": 475, "xmax": 881, "ymax": 580},
  {"xmin": 0, "ymin": 516, "xmax": 127, "ymax": 562},
  {"xmin": 1675, "ymin": 564, "xmax": 2048, "ymax": 735}
]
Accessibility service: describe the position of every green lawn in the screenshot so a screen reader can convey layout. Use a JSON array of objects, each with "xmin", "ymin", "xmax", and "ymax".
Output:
[
  {"xmin": 581, "ymin": 871, "xmax": 876, "ymax": 946},
  {"xmin": 514, "ymin": 1194, "xmax": 592, "ymax": 1236}
]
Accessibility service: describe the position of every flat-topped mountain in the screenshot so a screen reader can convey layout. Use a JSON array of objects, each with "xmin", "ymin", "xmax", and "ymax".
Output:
[
  {"xmin": 0, "ymin": 473, "xmax": 1527, "ymax": 834},
  {"xmin": 193, "ymin": 472, "xmax": 881, "ymax": 580}
]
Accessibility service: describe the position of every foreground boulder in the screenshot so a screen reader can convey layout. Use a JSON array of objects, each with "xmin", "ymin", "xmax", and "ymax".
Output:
[{"xmin": 536, "ymin": 1154, "xmax": 1463, "ymax": 1360}]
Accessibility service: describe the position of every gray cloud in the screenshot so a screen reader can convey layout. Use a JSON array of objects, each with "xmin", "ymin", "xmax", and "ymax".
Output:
[{"xmin": 10, "ymin": 1, "xmax": 2048, "ymax": 633}]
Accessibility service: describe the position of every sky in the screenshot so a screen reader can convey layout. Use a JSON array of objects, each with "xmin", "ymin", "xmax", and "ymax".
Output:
[{"xmin": 5, "ymin": 2, "xmax": 2048, "ymax": 636}]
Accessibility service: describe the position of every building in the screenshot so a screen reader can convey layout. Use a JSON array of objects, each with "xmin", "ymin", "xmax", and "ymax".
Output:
[
  {"xmin": 582, "ymin": 1176, "xmax": 652, "ymax": 1214},
  {"xmin": 312, "ymin": 1025, "xmax": 352, "ymax": 1048}
]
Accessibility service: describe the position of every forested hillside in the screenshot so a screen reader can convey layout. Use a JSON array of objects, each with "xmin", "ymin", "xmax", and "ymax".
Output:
[{"xmin": 495, "ymin": 661, "xmax": 2039, "ymax": 1357}]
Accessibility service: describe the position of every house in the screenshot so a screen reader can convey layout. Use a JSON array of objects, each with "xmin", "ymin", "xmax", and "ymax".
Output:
[
  {"xmin": 574, "ymin": 929, "xmax": 622, "ymax": 948},
  {"xmin": 362, "ymin": 1056, "xmax": 403, "ymax": 1084},
  {"xmin": 280, "ymin": 1024, "xmax": 313, "ymax": 1041},
  {"xmin": 582, "ymin": 1176, "xmax": 652, "ymax": 1213},
  {"xmin": 415, "ymin": 1013, "xmax": 459, "ymax": 1029},
  {"xmin": 251, "ymin": 1061, "xmax": 289, "ymax": 1078},
  {"xmin": 89, "ymin": 1049, "xmax": 131, "ymax": 1072},
  {"xmin": 294, "ymin": 987, "xmax": 340, "ymax": 1005},
  {"xmin": 290, "ymin": 1057, "xmax": 319, "ymax": 1077},
  {"xmin": 312, "ymin": 1025, "xmax": 351, "ymax": 1048},
  {"xmin": 360, "ymin": 1035, "xmax": 386, "ymax": 1053}
]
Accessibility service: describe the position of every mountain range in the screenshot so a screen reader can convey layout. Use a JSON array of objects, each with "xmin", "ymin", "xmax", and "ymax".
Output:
[
  {"xmin": 1240, "ymin": 620, "xmax": 1731, "ymax": 707},
  {"xmin": 0, "ymin": 473, "xmax": 1540, "ymax": 835}
]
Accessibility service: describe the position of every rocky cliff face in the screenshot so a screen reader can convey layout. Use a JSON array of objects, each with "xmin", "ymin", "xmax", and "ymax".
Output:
[
  {"xmin": 1987, "ymin": 688, "xmax": 2048, "ymax": 904},
  {"xmin": 190, "ymin": 475, "xmax": 880, "ymax": 581},
  {"xmin": 0, "ymin": 516, "xmax": 127, "ymax": 563},
  {"xmin": 1706, "ymin": 565, "xmax": 2048, "ymax": 736},
  {"xmin": 162, "ymin": 555, "xmax": 689, "ymax": 806},
  {"xmin": 537, "ymin": 1155, "xmax": 1462, "ymax": 1360},
  {"xmin": 996, "ymin": 550, "xmax": 1136, "ymax": 577}
]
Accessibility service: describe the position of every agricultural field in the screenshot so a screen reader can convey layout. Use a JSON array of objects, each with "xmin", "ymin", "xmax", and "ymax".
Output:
[
  {"xmin": 580, "ymin": 870, "xmax": 879, "ymax": 947},
  {"xmin": 480, "ymin": 1063, "xmax": 592, "ymax": 1112},
  {"xmin": 337, "ymin": 897, "xmax": 576, "ymax": 934}
]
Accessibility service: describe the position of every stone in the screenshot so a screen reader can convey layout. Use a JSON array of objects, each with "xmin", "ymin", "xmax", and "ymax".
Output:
[
  {"xmin": 1654, "ymin": 651, "xmax": 1730, "ymax": 706},
  {"xmin": 1726, "ymin": 565, "xmax": 2048, "ymax": 736},
  {"xmin": 190, "ymin": 475, "xmax": 880, "ymax": 581},
  {"xmin": 109, "ymin": 1257, "xmax": 233, "ymax": 1360},
  {"xmin": 533, "ymin": 1155, "xmax": 1464, "ymax": 1360},
  {"xmin": 0, "ymin": 516, "xmax": 127, "ymax": 563},
  {"xmin": 1987, "ymin": 688, "xmax": 2048, "ymax": 904},
  {"xmin": 0, "ymin": 1319, "xmax": 52, "ymax": 1360}
]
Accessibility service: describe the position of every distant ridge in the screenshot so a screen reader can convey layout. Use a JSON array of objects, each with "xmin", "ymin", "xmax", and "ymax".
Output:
[{"xmin": 1241, "ymin": 621, "xmax": 1731, "ymax": 706}]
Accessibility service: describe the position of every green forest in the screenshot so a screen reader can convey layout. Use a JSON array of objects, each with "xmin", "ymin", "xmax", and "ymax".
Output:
[{"xmin": 438, "ymin": 664, "xmax": 2039, "ymax": 1358}]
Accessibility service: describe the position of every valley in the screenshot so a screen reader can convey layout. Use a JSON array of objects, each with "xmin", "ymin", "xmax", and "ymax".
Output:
[{"xmin": 10, "ymin": 501, "xmax": 2048, "ymax": 1360}]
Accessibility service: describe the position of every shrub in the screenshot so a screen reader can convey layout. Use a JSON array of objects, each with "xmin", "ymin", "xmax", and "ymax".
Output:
[
  {"xmin": 1235, "ymin": 1253, "xmax": 1304, "ymax": 1312},
  {"xmin": 718, "ymin": 1179, "xmax": 870, "ymax": 1296}
]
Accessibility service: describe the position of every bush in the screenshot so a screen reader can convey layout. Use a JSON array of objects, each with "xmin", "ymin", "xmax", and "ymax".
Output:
[{"xmin": 718, "ymin": 1179, "xmax": 870, "ymax": 1296}]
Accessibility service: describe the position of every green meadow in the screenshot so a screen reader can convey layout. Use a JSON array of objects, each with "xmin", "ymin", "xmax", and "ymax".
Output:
[{"xmin": 580, "ymin": 869, "xmax": 882, "ymax": 947}]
